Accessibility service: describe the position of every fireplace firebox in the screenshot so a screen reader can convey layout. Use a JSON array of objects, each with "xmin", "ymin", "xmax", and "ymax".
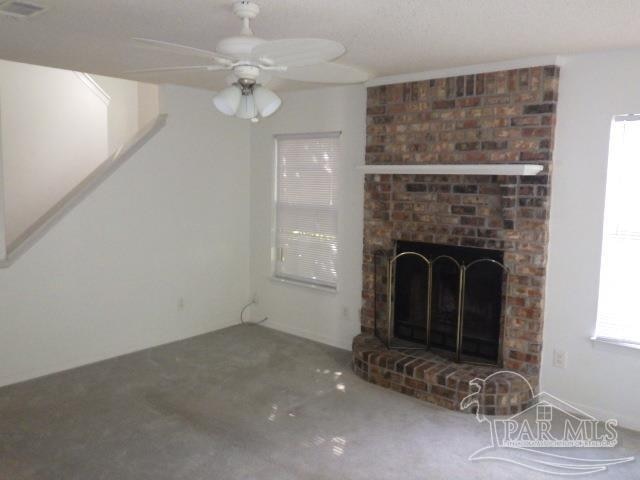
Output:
[{"xmin": 377, "ymin": 241, "xmax": 508, "ymax": 366}]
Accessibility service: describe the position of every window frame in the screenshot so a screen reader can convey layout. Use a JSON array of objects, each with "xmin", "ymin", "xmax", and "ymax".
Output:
[
  {"xmin": 271, "ymin": 131, "xmax": 341, "ymax": 291},
  {"xmin": 593, "ymin": 114, "xmax": 640, "ymax": 348}
]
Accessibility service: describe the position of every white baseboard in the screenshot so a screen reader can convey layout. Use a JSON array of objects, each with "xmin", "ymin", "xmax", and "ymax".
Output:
[
  {"xmin": 0, "ymin": 317, "xmax": 237, "ymax": 389},
  {"xmin": 264, "ymin": 320, "xmax": 640, "ymax": 433},
  {"xmin": 262, "ymin": 320, "xmax": 352, "ymax": 351},
  {"xmin": 562, "ymin": 399, "xmax": 640, "ymax": 433}
]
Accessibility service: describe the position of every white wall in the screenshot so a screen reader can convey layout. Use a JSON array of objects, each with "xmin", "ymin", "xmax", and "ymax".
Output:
[
  {"xmin": 0, "ymin": 60, "xmax": 109, "ymax": 247},
  {"xmin": 0, "ymin": 85, "xmax": 250, "ymax": 387},
  {"xmin": 0, "ymin": 121, "xmax": 5, "ymax": 259},
  {"xmin": 249, "ymin": 85, "xmax": 366, "ymax": 350},
  {"xmin": 138, "ymin": 83, "xmax": 161, "ymax": 129},
  {"xmin": 543, "ymin": 49, "xmax": 640, "ymax": 431},
  {"xmin": 92, "ymin": 74, "xmax": 141, "ymax": 154}
]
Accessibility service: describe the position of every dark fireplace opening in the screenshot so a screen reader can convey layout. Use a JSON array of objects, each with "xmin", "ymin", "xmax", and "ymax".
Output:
[{"xmin": 393, "ymin": 241, "xmax": 505, "ymax": 364}]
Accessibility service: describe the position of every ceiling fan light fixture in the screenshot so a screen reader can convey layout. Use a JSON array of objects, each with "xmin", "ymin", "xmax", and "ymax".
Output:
[
  {"xmin": 131, "ymin": 1, "xmax": 369, "ymax": 121},
  {"xmin": 213, "ymin": 85, "xmax": 242, "ymax": 115},
  {"xmin": 236, "ymin": 93, "xmax": 257, "ymax": 119},
  {"xmin": 253, "ymin": 86, "xmax": 281, "ymax": 117}
]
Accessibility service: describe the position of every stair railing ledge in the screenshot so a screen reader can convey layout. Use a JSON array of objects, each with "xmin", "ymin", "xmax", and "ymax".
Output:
[{"xmin": 0, "ymin": 114, "xmax": 168, "ymax": 268}]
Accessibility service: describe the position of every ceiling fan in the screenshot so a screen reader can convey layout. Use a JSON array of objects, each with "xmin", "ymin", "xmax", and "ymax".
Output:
[{"xmin": 125, "ymin": 0, "xmax": 368, "ymax": 122}]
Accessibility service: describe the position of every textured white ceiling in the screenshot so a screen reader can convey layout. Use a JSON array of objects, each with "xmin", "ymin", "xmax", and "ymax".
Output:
[{"xmin": 0, "ymin": 0, "xmax": 639, "ymax": 91}]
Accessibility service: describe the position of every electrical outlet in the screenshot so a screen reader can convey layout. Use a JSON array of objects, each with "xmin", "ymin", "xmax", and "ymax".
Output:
[
  {"xmin": 177, "ymin": 297, "xmax": 185, "ymax": 311},
  {"xmin": 553, "ymin": 349, "xmax": 567, "ymax": 369},
  {"xmin": 252, "ymin": 293, "xmax": 259, "ymax": 304}
]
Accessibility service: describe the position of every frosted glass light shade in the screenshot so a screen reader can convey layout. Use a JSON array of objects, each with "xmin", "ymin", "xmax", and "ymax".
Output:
[
  {"xmin": 253, "ymin": 86, "xmax": 281, "ymax": 117},
  {"xmin": 213, "ymin": 85, "xmax": 242, "ymax": 116},
  {"xmin": 236, "ymin": 94, "xmax": 257, "ymax": 119}
]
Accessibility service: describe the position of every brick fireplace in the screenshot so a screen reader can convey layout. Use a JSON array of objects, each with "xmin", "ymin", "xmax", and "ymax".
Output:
[{"xmin": 352, "ymin": 66, "xmax": 559, "ymax": 414}]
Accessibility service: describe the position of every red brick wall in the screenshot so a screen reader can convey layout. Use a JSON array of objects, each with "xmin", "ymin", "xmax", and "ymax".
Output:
[{"xmin": 361, "ymin": 66, "xmax": 559, "ymax": 377}]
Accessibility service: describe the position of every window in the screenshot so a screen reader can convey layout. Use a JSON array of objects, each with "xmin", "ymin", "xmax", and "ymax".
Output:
[
  {"xmin": 274, "ymin": 132, "xmax": 340, "ymax": 289},
  {"xmin": 595, "ymin": 115, "xmax": 640, "ymax": 345}
]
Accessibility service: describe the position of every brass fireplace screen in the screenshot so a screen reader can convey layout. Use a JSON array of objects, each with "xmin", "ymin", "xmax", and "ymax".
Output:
[{"xmin": 375, "ymin": 251, "xmax": 510, "ymax": 367}]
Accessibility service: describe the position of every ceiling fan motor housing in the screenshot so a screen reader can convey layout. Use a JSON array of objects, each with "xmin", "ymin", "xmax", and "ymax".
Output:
[{"xmin": 232, "ymin": 1, "xmax": 259, "ymax": 19}]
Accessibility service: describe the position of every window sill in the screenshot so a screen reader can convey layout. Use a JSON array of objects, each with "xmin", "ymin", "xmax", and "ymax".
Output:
[
  {"xmin": 590, "ymin": 336, "xmax": 640, "ymax": 351},
  {"xmin": 270, "ymin": 276, "xmax": 338, "ymax": 294}
]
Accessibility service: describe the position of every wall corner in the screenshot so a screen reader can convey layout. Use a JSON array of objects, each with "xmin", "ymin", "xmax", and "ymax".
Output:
[{"xmin": 0, "ymin": 98, "xmax": 6, "ymax": 262}]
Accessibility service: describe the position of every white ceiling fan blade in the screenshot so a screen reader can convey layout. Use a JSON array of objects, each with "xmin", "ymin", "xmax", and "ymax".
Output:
[
  {"xmin": 122, "ymin": 65, "xmax": 229, "ymax": 75},
  {"xmin": 273, "ymin": 62, "xmax": 369, "ymax": 84},
  {"xmin": 256, "ymin": 70, "xmax": 273, "ymax": 85},
  {"xmin": 132, "ymin": 38, "xmax": 234, "ymax": 65},
  {"xmin": 252, "ymin": 38, "xmax": 345, "ymax": 67}
]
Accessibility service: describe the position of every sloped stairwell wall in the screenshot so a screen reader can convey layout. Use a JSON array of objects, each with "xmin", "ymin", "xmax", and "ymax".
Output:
[
  {"xmin": 0, "ymin": 85, "xmax": 250, "ymax": 387},
  {"xmin": 0, "ymin": 64, "xmax": 167, "ymax": 266},
  {"xmin": 0, "ymin": 60, "xmax": 108, "ymax": 247}
]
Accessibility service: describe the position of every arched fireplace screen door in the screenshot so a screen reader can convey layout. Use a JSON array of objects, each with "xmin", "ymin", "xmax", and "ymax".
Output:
[{"xmin": 375, "ymin": 243, "xmax": 509, "ymax": 366}]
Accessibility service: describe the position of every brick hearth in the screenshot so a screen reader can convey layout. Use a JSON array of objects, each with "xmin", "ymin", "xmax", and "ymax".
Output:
[
  {"xmin": 355, "ymin": 66, "xmax": 559, "ymax": 413},
  {"xmin": 352, "ymin": 335, "xmax": 533, "ymax": 415}
]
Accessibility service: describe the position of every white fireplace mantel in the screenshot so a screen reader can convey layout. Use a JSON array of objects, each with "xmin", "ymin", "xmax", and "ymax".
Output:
[{"xmin": 356, "ymin": 164, "xmax": 543, "ymax": 176}]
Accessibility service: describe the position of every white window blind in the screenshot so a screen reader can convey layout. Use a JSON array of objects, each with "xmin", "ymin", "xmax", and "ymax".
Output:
[
  {"xmin": 274, "ymin": 132, "xmax": 340, "ymax": 288},
  {"xmin": 595, "ymin": 115, "xmax": 640, "ymax": 345}
]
